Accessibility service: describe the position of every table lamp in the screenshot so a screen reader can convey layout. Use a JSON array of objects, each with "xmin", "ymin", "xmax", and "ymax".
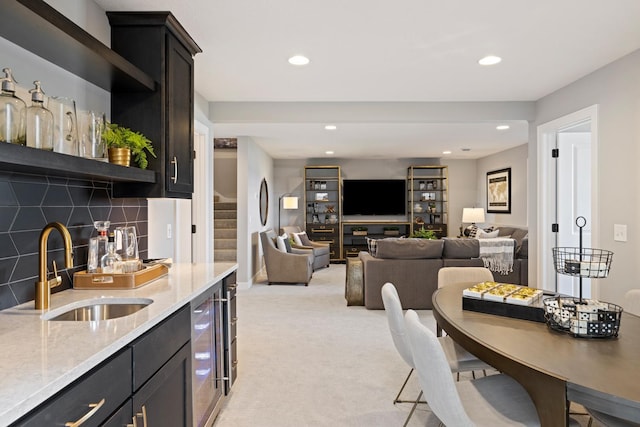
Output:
[
  {"xmin": 461, "ymin": 207, "xmax": 485, "ymax": 237},
  {"xmin": 278, "ymin": 195, "xmax": 299, "ymax": 234}
]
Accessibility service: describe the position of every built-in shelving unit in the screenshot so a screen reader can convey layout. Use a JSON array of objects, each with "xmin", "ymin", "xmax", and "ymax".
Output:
[
  {"xmin": 342, "ymin": 221, "xmax": 410, "ymax": 257},
  {"xmin": 0, "ymin": 0, "xmax": 157, "ymax": 185},
  {"xmin": 1, "ymin": 0, "xmax": 156, "ymax": 92},
  {"xmin": 407, "ymin": 165, "xmax": 449, "ymax": 238},
  {"xmin": 304, "ymin": 166, "xmax": 342, "ymax": 261},
  {"xmin": 0, "ymin": 142, "xmax": 156, "ymax": 182}
]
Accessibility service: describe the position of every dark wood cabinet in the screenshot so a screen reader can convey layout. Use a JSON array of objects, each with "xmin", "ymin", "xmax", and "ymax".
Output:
[
  {"xmin": 108, "ymin": 12, "xmax": 201, "ymax": 199},
  {"xmin": 11, "ymin": 349, "xmax": 132, "ymax": 427},
  {"xmin": 13, "ymin": 305, "xmax": 193, "ymax": 427},
  {"xmin": 133, "ymin": 343, "xmax": 192, "ymax": 427}
]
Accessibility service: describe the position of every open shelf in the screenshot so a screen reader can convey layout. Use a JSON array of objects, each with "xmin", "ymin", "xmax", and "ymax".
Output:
[
  {"xmin": 0, "ymin": 143, "xmax": 156, "ymax": 183},
  {"xmin": 1, "ymin": 0, "xmax": 155, "ymax": 92}
]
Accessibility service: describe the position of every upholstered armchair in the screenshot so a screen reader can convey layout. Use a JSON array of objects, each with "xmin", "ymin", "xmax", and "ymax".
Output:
[
  {"xmin": 259, "ymin": 229, "xmax": 313, "ymax": 285},
  {"xmin": 281, "ymin": 226, "xmax": 331, "ymax": 270}
]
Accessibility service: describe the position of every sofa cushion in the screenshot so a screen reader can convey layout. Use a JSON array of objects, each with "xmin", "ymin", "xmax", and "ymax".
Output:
[
  {"xmin": 375, "ymin": 238, "xmax": 443, "ymax": 259},
  {"xmin": 443, "ymin": 238, "xmax": 479, "ymax": 259},
  {"xmin": 519, "ymin": 236, "xmax": 529, "ymax": 259},
  {"xmin": 366, "ymin": 237, "xmax": 378, "ymax": 257}
]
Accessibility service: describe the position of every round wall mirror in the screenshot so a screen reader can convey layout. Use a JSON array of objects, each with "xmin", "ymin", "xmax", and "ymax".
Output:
[{"xmin": 259, "ymin": 178, "xmax": 269, "ymax": 226}]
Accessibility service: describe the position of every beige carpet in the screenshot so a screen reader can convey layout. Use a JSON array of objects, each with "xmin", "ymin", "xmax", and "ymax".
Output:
[{"xmin": 213, "ymin": 264, "xmax": 594, "ymax": 427}]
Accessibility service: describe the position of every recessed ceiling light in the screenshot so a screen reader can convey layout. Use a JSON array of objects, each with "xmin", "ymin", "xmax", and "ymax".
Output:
[
  {"xmin": 442, "ymin": 151, "xmax": 452, "ymax": 155},
  {"xmin": 325, "ymin": 151, "xmax": 334, "ymax": 155},
  {"xmin": 324, "ymin": 125, "xmax": 337, "ymax": 130},
  {"xmin": 461, "ymin": 148, "xmax": 471, "ymax": 152},
  {"xmin": 288, "ymin": 55, "xmax": 310, "ymax": 66},
  {"xmin": 496, "ymin": 125, "xmax": 510, "ymax": 130},
  {"xmin": 478, "ymin": 55, "xmax": 502, "ymax": 66}
]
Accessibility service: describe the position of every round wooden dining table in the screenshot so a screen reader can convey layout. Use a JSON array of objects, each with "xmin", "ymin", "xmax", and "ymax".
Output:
[{"xmin": 432, "ymin": 282, "xmax": 640, "ymax": 427}]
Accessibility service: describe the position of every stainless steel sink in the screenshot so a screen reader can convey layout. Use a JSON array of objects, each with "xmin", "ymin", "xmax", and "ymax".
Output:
[{"xmin": 42, "ymin": 297, "xmax": 153, "ymax": 321}]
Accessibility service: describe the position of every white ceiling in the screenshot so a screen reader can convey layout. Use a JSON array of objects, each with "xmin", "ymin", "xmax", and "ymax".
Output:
[{"xmin": 95, "ymin": 0, "xmax": 640, "ymax": 159}]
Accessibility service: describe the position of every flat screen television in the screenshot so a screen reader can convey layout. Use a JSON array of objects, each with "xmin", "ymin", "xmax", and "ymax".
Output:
[{"xmin": 343, "ymin": 179, "xmax": 406, "ymax": 215}]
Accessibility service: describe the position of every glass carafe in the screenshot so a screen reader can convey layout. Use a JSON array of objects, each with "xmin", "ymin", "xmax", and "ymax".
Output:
[
  {"xmin": 48, "ymin": 96, "xmax": 79, "ymax": 156},
  {"xmin": 0, "ymin": 68, "xmax": 26, "ymax": 145},
  {"xmin": 26, "ymin": 81, "xmax": 53, "ymax": 151},
  {"xmin": 87, "ymin": 220, "xmax": 110, "ymax": 273}
]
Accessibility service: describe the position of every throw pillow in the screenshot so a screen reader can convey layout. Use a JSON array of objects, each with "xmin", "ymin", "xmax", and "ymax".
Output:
[
  {"xmin": 292, "ymin": 232, "xmax": 304, "ymax": 246},
  {"xmin": 276, "ymin": 235, "xmax": 287, "ymax": 252},
  {"xmin": 299, "ymin": 231, "xmax": 313, "ymax": 246},
  {"xmin": 477, "ymin": 229, "xmax": 500, "ymax": 238},
  {"xmin": 467, "ymin": 224, "xmax": 479, "ymax": 238},
  {"xmin": 366, "ymin": 237, "xmax": 378, "ymax": 257}
]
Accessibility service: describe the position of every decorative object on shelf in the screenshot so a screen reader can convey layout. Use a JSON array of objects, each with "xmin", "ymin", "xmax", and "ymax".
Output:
[
  {"xmin": 419, "ymin": 180, "xmax": 426, "ymax": 190},
  {"xmin": 414, "ymin": 216, "xmax": 424, "ymax": 224},
  {"xmin": 328, "ymin": 214, "xmax": 338, "ymax": 224},
  {"xmin": 383, "ymin": 226, "xmax": 400, "ymax": 236},
  {"xmin": 0, "ymin": 68, "xmax": 27, "ymax": 145},
  {"xmin": 26, "ymin": 81, "xmax": 53, "ymax": 151},
  {"xmin": 315, "ymin": 192, "xmax": 329, "ymax": 201},
  {"xmin": 325, "ymin": 205, "xmax": 335, "ymax": 213},
  {"xmin": 487, "ymin": 167, "xmax": 511, "ymax": 213},
  {"xmin": 259, "ymin": 178, "xmax": 269, "ymax": 226},
  {"xmin": 414, "ymin": 203, "xmax": 423, "ymax": 213},
  {"xmin": 78, "ymin": 110, "xmax": 106, "ymax": 161},
  {"xmin": 351, "ymin": 226, "xmax": 368, "ymax": 236},
  {"xmin": 546, "ymin": 216, "xmax": 618, "ymax": 338},
  {"xmin": 48, "ymin": 96, "xmax": 79, "ymax": 156},
  {"xmin": 278, "ymin": 193, "xmax": 298, "ymax": 233},
  {"xmin": 410, "ymin": 226, "xmax": 436, "ymax": 239},
  {"xmin": 461, "ymin": 207, "xmax": 485, "ymax": 237},
  {"xmin": 102, "ymin": 122, "xmax": 155, "ymax": 169}
]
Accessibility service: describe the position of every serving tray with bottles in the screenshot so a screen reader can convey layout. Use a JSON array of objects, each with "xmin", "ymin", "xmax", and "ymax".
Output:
[{"xmin": 73, "ymin": 262, "xmax": 168, "ymax": 289}]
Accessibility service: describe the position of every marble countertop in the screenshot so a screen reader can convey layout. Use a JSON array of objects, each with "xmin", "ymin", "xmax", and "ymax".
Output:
[{"xmin": 0, "ymin": 261, "xmax": 237, "ymax": 425}]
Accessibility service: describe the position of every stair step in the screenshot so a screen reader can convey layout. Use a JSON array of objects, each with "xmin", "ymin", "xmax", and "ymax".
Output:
[
  {"xmin": 215, "ymin": 249, "xmax": 237, "ymax": 262},
  {"xmin": 215, "ymin": 210, "xmax": 237, "ymax": 219},
  {"xmin": 214, "ymin": 202, "xmax": 237, "ymax": 210},
  {"xmin": 215, "ymin": 219, "xmax": 237, "ymax": 228},
  {"xmin": 214, "ymin": 239, "xmax": 237, "ymax": 249},
  {"xmin": 216, "ymin": 229, "xmax": 236, "ymax": 239}
]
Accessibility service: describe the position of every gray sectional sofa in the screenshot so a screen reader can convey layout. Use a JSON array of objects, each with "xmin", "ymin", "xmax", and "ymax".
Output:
[{"xmin": 358, "ymin": 226, "xmax": 528, "ymax": 309}]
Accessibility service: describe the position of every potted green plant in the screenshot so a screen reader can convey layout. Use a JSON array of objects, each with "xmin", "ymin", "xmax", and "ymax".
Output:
[
  {"xmin": 410, "ymin": 226, "xmax": 437, "ymax": 239},
  {"xmin": 102, "ymin": 122, "xmax": 155, "ymax": 169}
]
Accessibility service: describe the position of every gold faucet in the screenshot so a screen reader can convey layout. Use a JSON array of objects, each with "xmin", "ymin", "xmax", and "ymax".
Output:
[{"xmin": 35, "ymin": 222, "xmax": 74, "ymax": 310}]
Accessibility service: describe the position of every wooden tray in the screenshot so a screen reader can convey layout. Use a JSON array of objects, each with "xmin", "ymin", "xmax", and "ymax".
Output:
[{"xmin": 73, "ymin": 263, "xmax": 169, "ymax": 289}]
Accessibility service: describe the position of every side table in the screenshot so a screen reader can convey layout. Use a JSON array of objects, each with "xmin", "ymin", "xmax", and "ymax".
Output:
[{"xmin": 345, "ymin": 257, "xmax": 364, "ymax": 306}]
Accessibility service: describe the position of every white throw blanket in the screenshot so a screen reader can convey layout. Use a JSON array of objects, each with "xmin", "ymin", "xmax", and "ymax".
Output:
[{"xmin": 478, "ymin": 238, "xmax": 514, "ymax": 275}]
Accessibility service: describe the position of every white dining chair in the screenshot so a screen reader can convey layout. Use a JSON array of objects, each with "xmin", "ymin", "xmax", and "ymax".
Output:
[
  {"xmin": 404, "ymin": 308, "xmax": 542, "ymax": 426},
  {"xmin": 381, "ymin": 282, "xmax": 491, "ymax": 426}
]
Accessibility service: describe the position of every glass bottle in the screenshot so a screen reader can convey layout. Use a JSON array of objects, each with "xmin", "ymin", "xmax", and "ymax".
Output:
[
  {"xmin": 26, "ymin": 81, "xmax": 53, "ymax": 151},
  {"xmin": 0, "ymin": 68, "xmax": 27, "ymax": 145},
  {"xmin": 101, "ymin": 232, "xmax": 123, "ymax": 273},
  {"xmin": 87, "ymin": 220, "xmax": 110, "ymax": 273}
]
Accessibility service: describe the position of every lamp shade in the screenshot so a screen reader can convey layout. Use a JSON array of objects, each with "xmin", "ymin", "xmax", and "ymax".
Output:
[
  {"xmin": 462, "ymin": 207, "xmax": 485, "ymax": 224},
  {"xmin": 282, "ymin": 196, "xmax": 299, "ymax": 210}
]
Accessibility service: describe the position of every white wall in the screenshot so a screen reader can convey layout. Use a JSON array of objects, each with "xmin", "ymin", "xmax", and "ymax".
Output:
[
  {"xmin": 531, "ymin": 48, "xmax": 640, "ymax": 305},
  {"xmin": 476, "ymin": 144, "xmax": 528, "ymax": 228},
  {"xmin": 237, "ymin": 136, "xmax": 273, "ymax": 287}
]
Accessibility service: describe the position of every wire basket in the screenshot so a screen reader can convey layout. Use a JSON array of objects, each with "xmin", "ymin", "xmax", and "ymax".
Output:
[
  {"xmin": 552, "ymin": 247, "xmax": 613, "ymax": 278},
  {"xmin": 543, "ymin": 296, "xmax": 622, "ymax": 338}
]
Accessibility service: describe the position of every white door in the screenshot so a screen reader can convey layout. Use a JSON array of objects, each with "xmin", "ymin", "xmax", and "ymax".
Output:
[
  {"xmin": 192, "ymin": 120, "xmax": 214, "ymax": 263},
  {"xmin": 537, "ymin": 105, "xmax": 599, "ymax": 296},
  {"xmin": 556, "ymin": 129, "xmax": 591, "ymax": 298}
]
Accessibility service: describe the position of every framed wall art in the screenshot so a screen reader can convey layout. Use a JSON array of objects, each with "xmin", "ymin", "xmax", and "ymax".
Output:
[{"xmin": 486, "ymin": 168, "xmax": 511, "ymax": 214}]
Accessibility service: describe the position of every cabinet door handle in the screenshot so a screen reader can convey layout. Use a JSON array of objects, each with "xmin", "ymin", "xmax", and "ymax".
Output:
[
  {"xmin": 64, "ymin": 398, "xmax": 105, "ymax": 427},
  {"xmin": 135, "ymin": 405, "xmax": 148, "ymax": 427},
  {"xmin": 171, "ymin": 156, "xmax": 178, "ymax": 184},
  {"xmin": 127, "ymin": 415, "xmax": 137, "ymax": 427}
]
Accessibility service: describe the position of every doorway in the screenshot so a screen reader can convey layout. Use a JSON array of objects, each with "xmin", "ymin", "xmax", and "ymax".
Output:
[{"xmin": 537, "ymin": 105, "xmax": 599, "ymax": 297}]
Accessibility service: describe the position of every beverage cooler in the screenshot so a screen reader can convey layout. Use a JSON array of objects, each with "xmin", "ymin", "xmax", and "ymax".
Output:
[{"xmin": 191, "ymin": 284, "xmax": 225, "ymax": 427}]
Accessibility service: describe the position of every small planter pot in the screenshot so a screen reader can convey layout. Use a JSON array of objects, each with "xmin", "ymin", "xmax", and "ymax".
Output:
[{"xmin": 108, "ymin": 147, "xmax": 131, "ymax": 167}]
